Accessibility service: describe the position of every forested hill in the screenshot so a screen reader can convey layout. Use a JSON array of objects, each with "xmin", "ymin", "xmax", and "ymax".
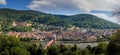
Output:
[{"xmin": 0, "ymin": 8, "xmax": 120, "ymax": 29}]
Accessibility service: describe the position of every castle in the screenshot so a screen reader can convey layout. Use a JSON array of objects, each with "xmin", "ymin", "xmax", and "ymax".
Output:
[{"xmin": 12, "ymin": 21, "xmax": 32, "ymax": 26}]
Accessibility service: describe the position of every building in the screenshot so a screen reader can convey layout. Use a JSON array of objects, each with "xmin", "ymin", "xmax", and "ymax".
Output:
[
  {"xmin": 52, "ymin": 34, "xmax": 56, "ymax": 40},
  {"xmin": 12, "ymin": 21, "xmax": 32, "ymax": 26}
]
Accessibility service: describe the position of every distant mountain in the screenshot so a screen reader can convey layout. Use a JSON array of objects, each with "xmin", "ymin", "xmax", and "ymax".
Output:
[{"xmin": 0, "ymin": 8, "xmax": 120, "ymax": 29}]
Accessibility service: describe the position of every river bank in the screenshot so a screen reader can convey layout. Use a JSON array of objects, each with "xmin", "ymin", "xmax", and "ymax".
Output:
[{"xmin": 23, "ymin": 41, "xmax": 109, "ymax": 49}]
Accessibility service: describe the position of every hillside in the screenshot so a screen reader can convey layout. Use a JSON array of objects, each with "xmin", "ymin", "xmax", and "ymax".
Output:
[
  {"xmin": 65, "ymin": 14, "xmax": 120, "ymax": 29},
  {"xmin": 0, "ymin": 8, "xmax": 119, "ymax": 32}
]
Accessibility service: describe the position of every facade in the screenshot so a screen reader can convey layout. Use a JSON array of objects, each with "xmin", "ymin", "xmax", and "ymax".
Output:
[
  {"xmin": 12, "ymin": 21, "xmax": 32, "ymax": 26},
  {"xmin": 52, "ymin": 34, "xmax": 56, "ymax": 40}
]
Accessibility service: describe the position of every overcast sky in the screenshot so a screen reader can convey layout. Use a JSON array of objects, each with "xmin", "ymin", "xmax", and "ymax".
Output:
[{"xmin": 0, "ymin": 0, "xmax": 120, "ymax": 24}]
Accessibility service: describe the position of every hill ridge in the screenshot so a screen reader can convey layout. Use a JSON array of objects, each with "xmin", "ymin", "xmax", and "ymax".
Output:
[{"xmin": 0, "ymin": 8, "xmax": 119, "ymax": 29}]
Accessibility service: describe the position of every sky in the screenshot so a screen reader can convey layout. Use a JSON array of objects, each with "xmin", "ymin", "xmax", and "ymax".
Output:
[{"xmin": 0, "ymin": 0, "xmax": 120, "ymax": 24}]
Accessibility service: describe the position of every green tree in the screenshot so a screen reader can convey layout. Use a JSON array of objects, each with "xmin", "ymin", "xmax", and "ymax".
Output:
[
  {"xmin": 86, "ymin": 45, "xmax": 92, "ymax": 54},
  {"xmin": 71, "ymin": 44, "xmax": 78, "ymax": 51},
  {"xmin": 106, "ymin": 30, "xmax": 120, "ymax": 55},
  {"xmin": 36, "ymin": 48, "xmax": 46, "ymax": 55},
  {"xmin": 64, "ymin": 50, "xmax": 73, "ymax": 55},
  {"xmin": 27, "ymin": 43, "xmax": 37, "ymax": 55},
  {"xmin": 81, "ymin": 48, "xmax": 89, "ymax": 55},
  {"xmin": 0, "ymin": 35, "xmax": 30, "ymax": 55},
  {"xmin": 59, "ymin": 44, "xmax": 68, "ymax": 53},
  {"xmin": 11, "ymin": 26, "xmax": 32, "ymax": 32},
  {"xmin": 48, "ymin": 46, "xmax": 59, "ymax": 55},
  {"xmin": 92, "ymin": 42, "xmax": 107, "ymax": 55}
]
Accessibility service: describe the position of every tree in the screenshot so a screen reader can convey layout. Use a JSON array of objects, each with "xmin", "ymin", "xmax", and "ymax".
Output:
[
  {"xmin": 71, "ymin": 44, "xmax": 78, "ymax": 51},
  {"xmin": 10, "ymin": 47, "xmax": 29, "ymax": 55},
  {"xmin": 64, "ymin": 50, "xmax": 73, "ymax": 55},
  {"xmin": 106, "ymin": 30, "xmax": 120, "ymax": 55},
  {"xmin": 27, "ymin": 43, "xmax": 37, "ymax": 55},
  {"xmin": 35, "ymin": 43, "xmax": 46, "ymax": 55},
  {"xmin": 11, "ymin": 26, "xmax": 32, "ymax": 32},
  {"xmin": 48, "ymin": 46, "xmax": 59, "ymax": 55},
  {"xmin": 0, "ymin": 35, "xmax": 30, "ymax": 55},
  {"xmin": 59, "ymin": 44, "xmax": 68, "ymax": 53},
  {"xmin": 86, "ymin": 45, "xmax": 92, "ymax": 54},
  {"xmin": 81, "ymin": 48, "xmax": 89, "ymax": 55},
  {"xmin": 91, "ymin": 42, "xmax": 107, "ymax": 55},
  {"xmin": 36, "ymin": 48, "xmax": 46, "ymax": 55},
  {"xmin": 112, "ymin": 5, "xmax": 120, "ymax": 21}
]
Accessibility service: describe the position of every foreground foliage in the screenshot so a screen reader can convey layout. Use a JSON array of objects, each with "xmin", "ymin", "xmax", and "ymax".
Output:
[{"xmin": 0, "ymin": 35, "xmax": 29, "ymax": 55}]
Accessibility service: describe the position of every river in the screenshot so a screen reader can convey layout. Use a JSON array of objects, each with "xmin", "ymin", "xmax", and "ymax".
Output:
[{"xmin": 24, "ymin": 41, "xmax": 109, "ymax": 49}]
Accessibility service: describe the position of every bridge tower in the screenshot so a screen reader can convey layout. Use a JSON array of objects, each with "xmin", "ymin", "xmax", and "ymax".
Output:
[{"xmin": 52, "ymin": 34, "xmax": 56, "ymax": 40}]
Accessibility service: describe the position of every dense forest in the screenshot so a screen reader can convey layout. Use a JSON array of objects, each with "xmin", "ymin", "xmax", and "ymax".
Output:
[{"xmin": 0, "ymin": 8, "xmax": 120, "ymax": 32}]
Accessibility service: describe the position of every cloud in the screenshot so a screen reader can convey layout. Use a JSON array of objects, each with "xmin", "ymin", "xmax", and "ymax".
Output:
[
  {"xmin": 27, "ymin": 0, "xmax": 120, "ymax": 14},
  {"xmin": 0, "ymin": 0, "xmax": 6, "ymax": 5},
  {"xmin": 91, "ymin": 13, "xmax": 120, "ymax": 24},
  {"xmin": 27, "ymin": 0, "xmax": 120, "ymax": 24}
]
